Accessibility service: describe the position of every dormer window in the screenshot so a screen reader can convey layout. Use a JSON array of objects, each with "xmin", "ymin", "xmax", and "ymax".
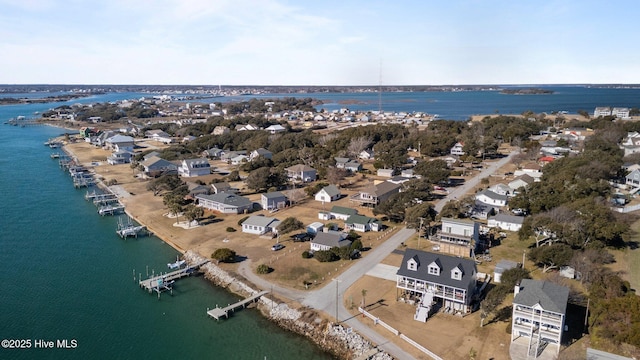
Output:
[
  {"xmin": 451, "ymin": 265, "xmax": 463, "ymax": 280},
  {"xmin": 407, "ymin": 256, "xmax": 419, "ymax": 271}
]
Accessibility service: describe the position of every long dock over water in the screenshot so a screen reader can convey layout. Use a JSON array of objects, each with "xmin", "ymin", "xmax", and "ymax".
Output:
[
  {"xmin": 139, "ymin": 260, "xmax": 209, "ymax": 298},
  {"xmin": 207, "ymin": 291, "xmax": 269, "ymax": 320}
]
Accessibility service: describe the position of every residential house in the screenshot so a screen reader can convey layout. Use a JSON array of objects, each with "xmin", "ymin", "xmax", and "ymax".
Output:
[
  {"xmin": 143, "ymin": 151, "xmax": 161, "ymax": 161},
  {"xmin": 494, "ymin": 260, "xmax": 518, "ymax": 283},
  {"xmin": 146, "ymin": 129, "xmax": 173, "ymax": 144},
  {"xmin": 377, "ymin": 169, "xmax": 395, "ymax": 178},
  {"xmin": 401, "ymin": 169, "xmax": 417, "ymax": 178},
  {"xmin": 329, "ymin": 206, "xmax": 358, "ymax": 221},
  {"xmin": 202, "ymin": 147, "xmax": 223, "ymax": 159},
  {"xmin": 264, "ymin": 124, "xmax": 286, "ymax": 134},
  {"xmin": 396, "ymin": 249, "xmax": 478, "ymax": 320},
  {"xmin": 487, "ymin": 214, "xmax": 524, "ymax": 232},
  {"xmin": 237, "ymin": 124, "xmax": 261, "ymax": 131},
  {"xmin": 141, "ymin": 156, "xmax": 178, "ymax": 177},
  {"xmin": 261, "ymin": 191, "xmax": 287, "ymax": 210},
  {"xmin": 241, "ymin": 215, "xmax": 280, "ymax": 235},
  {"xmin": 350, "ymin": 181, "xmax": 401, "ymax": 207},
  {"xmin": 359, "ymin": 149, "xmax": 375, "ymax": 160},
  {"xmin": 212, "ymin": 126, "xmax": 230, "ymax": 135},
  {"xmin": 450, "ymin": 142, "xmax": 465, "ymax": 156},
  {"xmin": 186, "ymin": 182, "xmax": 211, "ymax": 199},
  {"xmin": 620, "ymin": 132, "xmax": 640, "ymax": 156},
  {"xmin": 286, "ymin": 164, "xmax": 317, "ymax": 182},
  {"xmin": 626, "ymin": 169, "xmax": 640, "ymax": 188},
  {"xmin": 613, "ymin": 107, "xmax": 630, "ymax": 119},
  {"xmin": 104, "ymin": 134, "xmax": 135, "ymax": 152},
  {"xmin": 335, "ymin": 157, "xmax": 362, "ymax": 172},
  {"xmin": 436, "ymin": 218, "xmax": 480, "ymax": 258},
  {"xmin": 230, "ymin": 154, "xmax": 249, "ymax": 165},
  {"xmin": 220, "ymin": 151, "xmax": 247, "ymax": 163},
  {"xmin": 178, "ymin": 158, "xmax": 211, "ymax": 177},
  {"xmin": 306, "ymin": 222, "xmax": 324, "ymax": 235},
  {"xmin": 250, "ymin": 148, "xmax": 273, "ymax": 161},
  {"xmin": 345, "ymin": 214, "xmax": 380, "ymax": 232},
  {"xmin": 315, "ymin": 185, "xmax": 341, "ymax": 203},
  {"xmin": 196, "ymin": 193, "xmax": 253, "ymax": 214},
  {"xmin": 211, "ymin": 182, "xmax": 238, "ymax": 194},
  {"xmin": 475, "ymin": 189, "xmax": 508, "ymax": 207},
  {"xmin": 310, "ymin": 231, "xmax": 351, "ymax": 252},
  {"xmin": 489, "ymin": 183, "xmax": 512, "ymax": 197},
  {"xmin": 594, "ymin": 107, "xmax": 612, "ymax": 117},
  {"xmin": 107, "ymin": 149, "xmax": 134, "ymax": 165},
  {"xmin": 509, "ymin": 174, "xmax": 535, "ymax": 192},
  {"xmin": 511, "ymin": 279, "xmax": 569, "ymax": 358},
  {"xmin": 514, "ymin": 163, "xmax": 542, "ymax": 181}
]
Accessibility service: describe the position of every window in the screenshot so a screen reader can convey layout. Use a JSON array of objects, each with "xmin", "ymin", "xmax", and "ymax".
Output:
[
  {"xmin": 451, "ymin": 269, "xmax": 462, "ymax": 280},
  {"xmin": 428, "ymin": 265, "xmax": 440, "ymax": 275},
  {"xmin": 408, "ymin": 259, "xmax": 417, "ymax": 271}
]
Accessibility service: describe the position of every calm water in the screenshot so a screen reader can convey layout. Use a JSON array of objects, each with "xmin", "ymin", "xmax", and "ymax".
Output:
[
  {"xmin": 0, "ymin": 100, "xmax": 332, "ymax": 359},
  {"xmin": 1, "ymin": 86, "xmax": 640, "ymax": 359}
]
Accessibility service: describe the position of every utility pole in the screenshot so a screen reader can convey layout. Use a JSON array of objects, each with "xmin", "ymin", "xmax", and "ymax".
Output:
[
  {"xmin": 418, "ymin": 217, "xmax": 424, "ymax": 250},
  {"xmin": 332, "ymin": 278, "xmax": 342, "ymax": 324}
]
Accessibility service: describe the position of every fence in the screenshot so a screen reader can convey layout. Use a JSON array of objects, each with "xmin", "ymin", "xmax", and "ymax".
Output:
[
  {"xmin": 611, "ymin": 204, "xmax": 640, "ymax": 213},
  {"xmin": 358, "ymin": 307, "xmax": 442, "ymax": 360}
]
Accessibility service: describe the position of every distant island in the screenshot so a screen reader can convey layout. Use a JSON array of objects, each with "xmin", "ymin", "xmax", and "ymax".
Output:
[
  {"xmin": 0, "ymin": 93, "xmax": 95, "ymax": 105},
  {"xmin": 499, "ymin": 88, "xmax": 554, "ymax": 95}
]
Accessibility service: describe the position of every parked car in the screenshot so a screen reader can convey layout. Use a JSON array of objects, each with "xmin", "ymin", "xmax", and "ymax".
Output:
[
  {"xmin": 291, "ymin": 233, "xmax": 312, "ymax": 242},
  {"xmin": 271, "ymin": 243, "xmax": 285, "ymax": 251}
]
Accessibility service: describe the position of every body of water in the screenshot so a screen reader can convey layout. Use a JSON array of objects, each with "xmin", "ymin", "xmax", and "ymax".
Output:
[
  {"xmin": 0, "ymin": 99, "xmax": 332, "ymax": 359},
  {"xmin": 1, "ymin": 86, "xmax": 640, "ymax": 359}
]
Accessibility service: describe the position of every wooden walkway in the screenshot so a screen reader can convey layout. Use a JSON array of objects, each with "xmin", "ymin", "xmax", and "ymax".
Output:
[
  {"xmin": 207, "ymin": 290, "xmax": 269, "ymax": 320},
  {"xmin": 139, "ymin": 260, "xmax": 209, "ymax": 297}
]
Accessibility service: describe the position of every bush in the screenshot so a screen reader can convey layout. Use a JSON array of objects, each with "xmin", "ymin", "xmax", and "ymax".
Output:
[
  {"xmin": 211, "ymin": 248, "xmax": 236, "ymax": 263},
  {"xmin": 256, "ymin": 264, "xmax": 272, "ymax": 274},
  {"xmin": 302, "ymin": 251, "xmax": 312, "ymax": 259},
  {"xmin": 226, "ymin": 227, "xmax": 237, "ymax": 232},
  {"xmin": 237, "ymin": 216, "xmax": 249, "ymax": 226},
  {"xmin": 314, "ymin": 250, "xmax": 338, "ymax": 262}
]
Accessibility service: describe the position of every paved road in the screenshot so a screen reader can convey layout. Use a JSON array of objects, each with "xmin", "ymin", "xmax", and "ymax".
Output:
[
  {"xmin": 238, "ymin": 227, "xmax": 417, "ymax": 360},
  {"xmin": 236, "ymin": 152, "xmax": 517, "ymax": 359},
  {"xmin": 434, "ymin": 151, "xmax": 518, "ymax": 212}
]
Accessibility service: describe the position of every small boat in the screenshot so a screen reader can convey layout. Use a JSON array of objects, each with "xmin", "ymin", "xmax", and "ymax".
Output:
[
  {"xmin": 168, "ymin": 258, "xmax": 187, "ymax": 270},
  {"xmin": 50, "ymin": 153, "xmax": 60, "ymax": 159}
]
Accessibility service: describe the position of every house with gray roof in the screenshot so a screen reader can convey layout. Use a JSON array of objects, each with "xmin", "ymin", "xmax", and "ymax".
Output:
[
  {"xmin": 286, "ymin": 164, "xmax": 317, "ymax": 182},
  {"xmin": 178, "ymin": 158, "xmax": 211, "ymax": 177},
  {"xmin": 249, "ymin": 148, "xmax": 273, "ymax": 161},
  {"xmin": 141, "ymin": 156, "xmax": 178, "ymax": 177},
  {"xmin": 511, "ymin": 279, "xmax": 569, "ymax": 358},
  {"xmin": 107, "ymin": 149, "xmax": 134, "ymax": 165},
  {"xmin": 202, "ymin": 147, "xmax": 223, "ymax": 159},
  {"xmin": 350, "ymin": 181, "xmax": 401, "ymax": 207},
  {"xmin": 241, "ymin": 215, "xmax": 281, "ymax": 235},
  {"xmin": 335, "ymin": 157, "xmax": 362, "ymax": 172},
  {"xmin": 315, "ymin": 185, "xmax": 341, "ymax": 203},
  {"xmin": 509, "ymin": 174, "xmax": 535, "ymax": 192},
  {"xmin": 493, "ymin": 260, "xmax": 518, "ymax": 283},
  {"xmin": 345, "ymin": 214, "xmax": 380, "ymax": 232},
  {"xmin": 105, "ymin": 134, "xmax": 135, "ymax": 152},
  {"xmin": 211, "ymin": 182, "xmax": 238, "ymax": 194},
  {"xmin": 196, "ymin": 193, "xmax": 253, "ymax": 214},
  {"xmin": 310, "ymin": 231, "xmax": 351, "ymax": 251},
  {"xmin": 396, "ymin": 249, "xmax": 478, "ymax": 320},
  {"xmin": 475, "ymin": 189, "xmax": 508, "ymax": 207},
  {"xmin": 437, "ymin": 218, "xmax": 480, "ymax": 258},
  {"xmin": 261, "ymin": 191, "xmax": 287, "ymax": 211},
  {"xmin": 487, "ymin": 214, "xmax": 524, "ymax": 232}
]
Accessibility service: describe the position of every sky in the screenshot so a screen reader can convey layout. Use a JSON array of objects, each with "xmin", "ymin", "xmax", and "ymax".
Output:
[{"xmin": 1, "ymin": 0, "xmax": 638, "ymax": 85}]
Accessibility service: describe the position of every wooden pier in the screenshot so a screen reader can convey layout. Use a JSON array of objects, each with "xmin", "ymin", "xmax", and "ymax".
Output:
[
  {"xmin": 207, "ymin": 290, "xmax": 269, "ymax": 320},
  {"xmin": 139, "ymin": 260, "xmax": 209, "ymax": 298}
]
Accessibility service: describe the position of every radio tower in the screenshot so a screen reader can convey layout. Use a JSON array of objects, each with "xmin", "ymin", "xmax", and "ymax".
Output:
[{"xmin": 378, "ymin": 59, "xmax": 383, "ymax": 114}]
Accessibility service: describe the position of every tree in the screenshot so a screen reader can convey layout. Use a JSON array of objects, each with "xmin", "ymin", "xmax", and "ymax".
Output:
[
  {"xmin": 285, "ymin": 188, "xmax": 307, "ymax": 206},
  {"xmin": 499, "ymin": 268, "xmax": 531, "ymax": 290},
  {"xmin": 246, "ymin": 167, "xmax": 286, "ymax": 192},
  {"xmin": 361, "ymin": 289, "xmax": 368, "ymax": 308},
  {"xmin": 256, "ymin": 264, "xmax": 272, "ymax": 274},
  {"xmin": 276, "ymin": 217, "xmax": 304, "ymax": 234},
  {"xmin": 528, "ymin": 243, "xmax": 573, "ymax": 272},
  {"xmin": 183, "ymin": 204, "xmax": 204, "ymax": 226},
  {"xmin": 404, "ymin": 203, "xmax": 437, "ymax": 229},
  {"xmin": 326, "ymin": 167, "xmax": 348, "ymax": 186},
  {"xmin": 211, "ymin": 248, "xmax": 236, "ymax": 263},
  {"xmin": 413, "ymin": 159, "xmax": 451, "ymax": 184}
]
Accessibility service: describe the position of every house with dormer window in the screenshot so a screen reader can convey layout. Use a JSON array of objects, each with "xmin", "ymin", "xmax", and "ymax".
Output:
[
  {"xmin": 396, "ymin": 249, "xmax": 478, "ymax": 322},
  {"xmin": 178, "ymin": 158, "xmax": 211, "ymax": 177}
]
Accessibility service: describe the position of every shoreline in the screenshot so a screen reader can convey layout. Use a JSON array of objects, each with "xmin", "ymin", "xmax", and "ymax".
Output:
[{"xmin": 59, "ymin": 141, "xmax": 391, "ymax": 360}]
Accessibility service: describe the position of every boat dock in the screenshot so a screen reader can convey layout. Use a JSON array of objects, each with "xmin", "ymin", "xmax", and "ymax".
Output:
[
  {"xmin": 98, "ymin": 203, "xmax": 125, "ymax": 216},
  {"xmin": 139, "ymin": 260, "xmax": 209, "ymax": 298},
  {"xmin": 116, "ymin": 216, "xmax": 147, "ymax": 238},
  {"xmin": 207, "ymin": 291, "xmax": 269, "ymax": 320}
]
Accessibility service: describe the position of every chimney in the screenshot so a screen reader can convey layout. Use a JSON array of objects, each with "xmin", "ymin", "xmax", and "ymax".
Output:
[{"xmin": 514, "ymin": 283, "xmax": 521, "ymax": 296}]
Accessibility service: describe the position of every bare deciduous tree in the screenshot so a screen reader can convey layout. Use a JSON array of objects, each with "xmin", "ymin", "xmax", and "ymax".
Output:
[{"xmin": 347, "ymin": 136, "xmax": 371, "ymax": 158}]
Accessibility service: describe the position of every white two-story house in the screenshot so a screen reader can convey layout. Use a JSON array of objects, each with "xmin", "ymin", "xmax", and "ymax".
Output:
[
  {"xmin": 436, "ymin": 218, "xmax": 480, "ymax": 258},
  {"xmin": 511, "ymin": 279, "xmax": 569, "ymax": 358},
  {"xmin": 178, "ymin": 158, "xmax": 211, "ymax": 177},
  {"xmin": 396, "ymin": 249, "xmax": 477, "ymax": 322}
]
